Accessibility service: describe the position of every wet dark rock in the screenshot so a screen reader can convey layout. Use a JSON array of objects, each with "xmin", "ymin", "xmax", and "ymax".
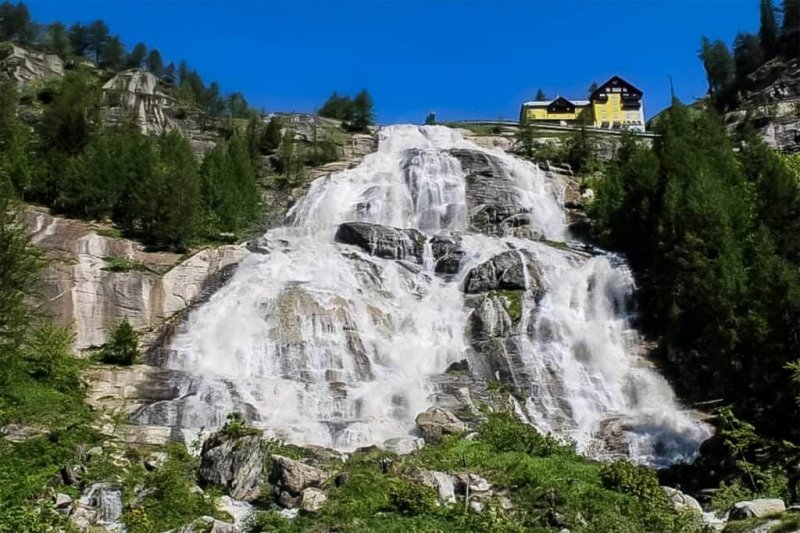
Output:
[
  {"xmin": 429, "ymin": 234, "xmax": 465, "ymax": 275},
  {"xmin": 463, "ymin": 250, "xmax": 543, "ymax": 299},
  {"xmin": 198, "ymin": 434, "xmax": 265, "ymax": 502},
  {"xmin": 449, "ymin": 149, "xmax": 529, "ymax": 235},
  {"xmin": 335, "ymin": 222, "xmax": 425, "ymax": 264}
]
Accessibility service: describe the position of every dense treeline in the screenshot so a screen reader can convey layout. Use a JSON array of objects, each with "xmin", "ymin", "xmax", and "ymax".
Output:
[
  {"xmin": 0, "ymin": 75, "xmax": 264, "ymax": 249},
  {"xmin": 318, "ymin": 90, "xmax": 375, "ymax": 131},
  {"xmin": 700, "ymin": 0, "xmax": 800, "ymax": 111},
  {"xmin": 590, "ymin": 102, "xmax": 800, "ymax": 444},
  {"xmin": 0, "ymin": 0, "xmax": 256, "ymax": 117}
]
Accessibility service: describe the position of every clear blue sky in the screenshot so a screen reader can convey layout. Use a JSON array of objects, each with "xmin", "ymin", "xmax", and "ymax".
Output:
[{"xmin": 27, "ymin": 0, "xmax": 758, "ymax": 124}]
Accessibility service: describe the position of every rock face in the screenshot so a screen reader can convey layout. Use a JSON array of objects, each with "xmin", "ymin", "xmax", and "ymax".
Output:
[
  {"xmin": 729, "ymin": 498, "xmax": 786, "ymax": 520},
  {"xmin": 25, "ymin": 208, "xmax": 246, "ymax": 350},
  {"xmin": 463, "ymin": 249, "xmax": 543, "ymax": 297},
  {"xmin": 70, "ymin": 483, "xmax": 123, "ymax": 530},
  {"xmin": 334, "ymin": 222, "xmax": 425, "ymax": 264},
  {"xmin": 0, "ymin": 42, "xmax": 64, "ymax": 84},
  {"xmin": 449, "ymin": 148, "xmax": 527, "ymax": 236},
  {"xmin": 269, "ymin": 455, "xmax": 327, "ymax": 508},
  {"xmin": 414, "ymin": 408, "xmax": 468, "ymax": 442},
  {"xmin": 198, "ymin": 434, "xmax": 265, "ymax": 502},
  {"xmin": 102, "ymin": 69, "xmax": 175, "ymax": 136},
  {"xmin": 723, "ymin": 57, "xmax": 800, "ymax": 153}
]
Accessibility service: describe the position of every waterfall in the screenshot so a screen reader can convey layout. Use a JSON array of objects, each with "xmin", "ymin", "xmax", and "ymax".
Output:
[{"xmin": 139, "ymin": 125, "xmax": 710, "ymax": 466}]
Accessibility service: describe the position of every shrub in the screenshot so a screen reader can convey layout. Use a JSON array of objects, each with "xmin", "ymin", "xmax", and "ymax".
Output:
[
  {"xmin": 599, "ymin": 459, "xmax": 665, "ymax": 501},
  {"xmin": 101, "ymin": 319, "xmax": 139, "ymax": 365},
  {"xmin": 386, "ymin": 481, "xmax": 438, "ymax": 515},
  {"xmin": 479, "ymin": 411, "xmax": 569, "ymax": 456}
]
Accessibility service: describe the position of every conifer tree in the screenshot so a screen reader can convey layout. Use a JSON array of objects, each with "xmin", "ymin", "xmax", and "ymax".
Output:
[
  {"xmin": 87, "ymin": 19, "xmax": 110, "ymax": 63},
  {"xmin": 100, "ymin": 35, "xmax": 126, "ymax": 70},
  {"xmin": 46, "ymin": 22, "xmax": 71, "ymax": 57},
  {"xmin": 0, "ymin": 190, "xmax": 41, "ymax": 385},
  {"xmin": 259, "ymin": 116, "xmax": 282, "ymax": 155},
  {"xmin": 147, "ymin": 49, "xmax": 164, "ymax": 76},
  {"xmin": 535, "ymin": 88, "xmax": 547, "ymax": 101},
  {"xmin": 351, "ymin": 89, "xmax": 375, "ymax": 132},
  {"xmin": 67, "ymin": 23, "xmax": 90, "ymax": 57},
  {"xmin": 127, "ymin": 42, "xmax": 148, "ymax": 69},
  {"xmin": 760, "ymin": 0, "xmax": 779, "ymax": 57}
]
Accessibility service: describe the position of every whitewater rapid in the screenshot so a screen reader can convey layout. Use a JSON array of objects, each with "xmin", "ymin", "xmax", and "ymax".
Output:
[{"xmin": 144, "ymin": 125, "xmax": 710, "ymax": 466}]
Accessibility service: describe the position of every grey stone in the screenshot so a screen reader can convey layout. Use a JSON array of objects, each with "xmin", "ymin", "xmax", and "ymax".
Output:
[
  {"xmin": 198, "ymin": 434, "xmax": 265, "ymax": 502},
  {"xmin": 663, "ymin": 486, "xmax": 703, "ymax": 515},
  {"xmin": 270, "ymin": 455, "xmax": 327, "ymax": 496},
  {"xmin": 729, "ymin": 498, "xmax": 786, "ymax": 520},
  {"xmin": 77, "ymin": 482, "xmax": 123, "ymax": 525},
  {"xmin": 300, "ymin": 487, "xmax": 328, "ymax": 513},
  {"xmin": 449, "ymin": 149, "xmax": 528, "ymax": 236},
  {"xmin": 383, "ymin": 436, "xmax": 425, "ymax": 455},
  {"xmin": 335, "ymin": 221, "xmax": 425, "ymax": 264},
  {"xmin": 415, "ymin": 407, "xmax": 468, "ymax": 442},
  {"xmin": 463, "ymin": 250, "xmax": 543, "ymax": 297}
]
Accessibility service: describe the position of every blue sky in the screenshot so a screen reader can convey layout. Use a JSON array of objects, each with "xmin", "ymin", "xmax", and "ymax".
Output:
[{"xmin": 27, "ymin": 0, "xmax": 758, "ymax": 124}]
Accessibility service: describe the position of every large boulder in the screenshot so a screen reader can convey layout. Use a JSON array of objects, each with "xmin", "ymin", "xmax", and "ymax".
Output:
[
  {"xmin": 729, "ymin": 498, "xmax": 786, "ymax": 520},
  {"xmin": 300, "ymin": 487, "xmax": 328, "ymax": 513},
  {"xmin": 463, "ymin": 250, "xmax": 543, "ymax": 298},
  {"xmin": 198, "ymin": 434, "xmax": 265, "ymax": 502},
  {"xmin": 269, "ymin": 455, "xmax": 328, "ymax": 504},
  {"xmin": 662, "ymin": 486, "xmax": 703, "ymax": 515},
  {"xmin": 415, "ymin": 407, "xmax": 468, "ymax": 442},
  {"xmin": 335, "ymin": 222, "xmax": 425, "ymax": 264}
]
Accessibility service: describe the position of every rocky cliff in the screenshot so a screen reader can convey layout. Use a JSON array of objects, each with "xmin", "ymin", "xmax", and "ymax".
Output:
[
  {"xmin": 725, "ymin": 57, "xmax": 800, "ymax": 153},
  {"xmin": 25, "ymin": 207, "xmax": 246, "ymax": 351}
]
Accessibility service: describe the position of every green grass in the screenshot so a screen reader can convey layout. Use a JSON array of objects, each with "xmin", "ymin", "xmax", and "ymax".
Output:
[
  {"xmin": 102, "ymin": 255, "xmax": 150, "ymax": 273},
  {"xmin": 244, "ymin": 413, "xmax": 703, "ymax": 533},
  {"xmin": 95, "ymin": 227, "xmax": 124, "ymax": 239}
]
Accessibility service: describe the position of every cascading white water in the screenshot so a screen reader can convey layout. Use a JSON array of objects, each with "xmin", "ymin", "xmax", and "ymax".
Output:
[{"xmin": 146, "ymin": 125, "xmax": 710, "ymax": 465}]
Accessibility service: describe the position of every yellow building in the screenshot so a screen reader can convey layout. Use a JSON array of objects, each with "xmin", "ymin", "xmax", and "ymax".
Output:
[{"xmin": 520, "ymin": 76, "xmax": 645, "ymax": 132}]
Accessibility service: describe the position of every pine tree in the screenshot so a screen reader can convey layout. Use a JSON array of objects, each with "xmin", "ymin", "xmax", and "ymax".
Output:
[
  {"xmin": 0, "ymin": 82, "xmax": 34, "ymax": 197},
  {"xmin": 101, "ymin": 319, "xmax": 139, "ymax": 365},
  {"xmin": 100, "ymin": 35, "xmax": 126, "ymax": 70},
  {"xmin": 87, "ymin": 19, "xmax": 110, "ymax": 63},
  {"xmin": 699, "ymin": 37, "xmax": 735, "ymax": 109},
  {"xmin": 588, "ymin": 82, "xmax": 599, "ymax": 97},
  {"xmin": 147, "ymin": 49, "xmax": 164, "ymax": 77},
  {"xmin": 205, "ymin": 82, "xmax": 225, "ymax": 115},
  {"xmin": 127, "ymin": 42, "xmax": 147, "ymax": 69},
  {"xmin": 46, "ymin": 22, "xmax": 71, "ymax": 57},
  {"xmin": 760, "ymin": 0, "xmax": 779, "ymax": 57},
  {"xmin": 734, "ymin": 32, "xmax": 765, "ymax": 89},
  {"xmin": 535, "ymin": 88, "xmax": 547, "ymax": 101},
  {"xmin": 139, "ymin": 131, "xmax": 200, "ymax": 249},
  {"xmin": 783, "ymin": 0, "xmax": 800, "ymax": 57},
  {"xmin": 68, "ymin": 23, "xmax": 90, "ymax": 57},
  {"xmin": 351, "ymin": 89, "xmax": 375, "ymax": 132},
  {"xmin": 39, "ymin": 72, "xmax": 99, "ymax": 156},
  {"xmin": 258, "ymin": 116, "xmax": 282, "ymax": 155},
  {"xmin": 0, "ymin": 190, "xmax": 42, "ymax": 384},
  {"xmin": 0, "ymin": 1, "xmax": 32, "ymax": 43}
]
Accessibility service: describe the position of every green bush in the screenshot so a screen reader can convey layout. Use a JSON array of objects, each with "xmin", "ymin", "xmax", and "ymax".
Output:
[
  {"xmin": 599, "ymin": 459, "xmax": 666, "ymax": 501},
  {"xmin": 386, "ymin": 481, "xmax": 438, "ymax": 515},
  {"xmin": 479, "ymin": 411, "xmax": 569, "ymax": 456},
  {"xmin": 122, "ymin": 444, "xmax": 216, "ymax": 533},
  {"xmin": 101, "ymin": 319, "xmax": 139, "ymax": 365}
]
